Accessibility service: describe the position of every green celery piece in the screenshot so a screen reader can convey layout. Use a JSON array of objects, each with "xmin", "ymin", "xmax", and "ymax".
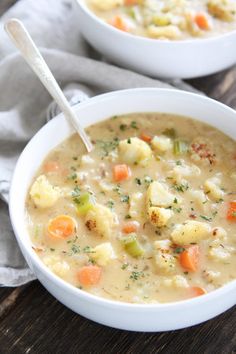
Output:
[
  {"xmin": 173, "ymin": 140, "xmax": 189, "ymax": 155},
  {"xmin": 75, "ymin": 192, "xmax": 95, "ymax": 216},
  {"xmin": 122, "ymin": 233, "xmax": 144, "ymax": 257}
]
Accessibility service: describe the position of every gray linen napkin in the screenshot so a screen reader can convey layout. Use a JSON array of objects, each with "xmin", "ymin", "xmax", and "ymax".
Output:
[{"xmin": 0, "ymin": 0, "xmax": 198, "ymax": 286}]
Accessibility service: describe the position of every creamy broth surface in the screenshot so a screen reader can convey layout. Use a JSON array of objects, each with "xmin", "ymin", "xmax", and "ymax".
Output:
[
  {"xmin": 85, "ymin": 0, "xmax": 236, "ymax": 40},
  {"xmin": 26, "ymin": 113, "xmax": 236, "ymax": 304}
]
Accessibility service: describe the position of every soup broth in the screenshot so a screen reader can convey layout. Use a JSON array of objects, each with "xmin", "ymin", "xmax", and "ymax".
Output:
[
  {"xmin": 85, "ymin": 0, "xmax": 236, "ymax": 40},
  {"xmin": 26, "ymin": 113, "xmax": 236, "ymax": 303}
]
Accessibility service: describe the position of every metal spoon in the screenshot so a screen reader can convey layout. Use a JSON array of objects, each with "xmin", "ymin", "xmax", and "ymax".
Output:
[{"xmin": 5, "ymin": 18, "xmax": 93, "ymax": 153}]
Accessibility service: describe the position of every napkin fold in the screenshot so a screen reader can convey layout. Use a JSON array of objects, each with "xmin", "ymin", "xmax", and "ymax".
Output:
[{"xmin": 0, "ymin": 0, "xmax": 198, "ymax": 286}]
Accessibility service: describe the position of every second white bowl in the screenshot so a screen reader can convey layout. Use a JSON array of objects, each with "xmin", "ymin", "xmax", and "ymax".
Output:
[{"xmin": 74, "ymin": 0, "xmax": 236, "ymax": 79}]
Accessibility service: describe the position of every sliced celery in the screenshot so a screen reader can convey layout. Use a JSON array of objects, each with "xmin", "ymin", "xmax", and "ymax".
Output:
[
  {"xmin": 74, "ymin": 192, "xmax": 95, "ymax": 216},
  {"xmin": 121, "ymin": 233, "xmax": 144, "ymax": 257},
  {"xmin": 173, "ymin": 140, "xmax": 189, "ymax": 155}
]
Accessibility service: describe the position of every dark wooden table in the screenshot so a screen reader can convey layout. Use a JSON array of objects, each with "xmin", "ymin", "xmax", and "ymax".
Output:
[{"xmin": 0, "ymin": 1, "xmax": 236, "ymax": 353}]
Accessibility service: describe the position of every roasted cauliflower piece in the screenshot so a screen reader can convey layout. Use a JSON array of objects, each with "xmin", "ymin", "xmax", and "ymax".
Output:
[
  {"xmin": 118, "ymin": 137, "xmax": 152, "ymax": 166},
  {"xmin": 171, "ymin": 220, "xmax": 211, "ymax": 245},
  {"xmin": 30, "ymin": 175, "xmax": 61, "ymax": 208},
  {"xmin": 148, "ymin": 206, "xmax": 173, "ymax": 227},
  {"xmin": 85, "ymin": 204, "xmax": 116, "ymax": 238}
]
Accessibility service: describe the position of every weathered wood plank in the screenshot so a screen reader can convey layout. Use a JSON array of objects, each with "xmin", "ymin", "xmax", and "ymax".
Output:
[{"xmin": 0, "ymin": 282, "xmax": 235, "ymax": 354}]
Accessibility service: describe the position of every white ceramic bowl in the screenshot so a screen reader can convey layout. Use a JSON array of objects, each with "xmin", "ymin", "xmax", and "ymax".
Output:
[
  {"xmin": 74, "ymin": 0, "xmax": 236, "ymax": 79},
  {"xmin": 9, "ymin": 88, "xmax": 236, "ymax": 332}
]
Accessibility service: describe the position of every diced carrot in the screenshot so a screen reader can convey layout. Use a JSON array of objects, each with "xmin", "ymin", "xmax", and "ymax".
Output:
[
  {"xmin": 140, "ymin": 132, "xmax": 152, "ymax": 143},
  {"xmin": 122, "ymin": 221, "xmax": 139, "ymax": 234},
  {"xmin": 125, "ymin": 0, "xmax": 140, "ymax": 5},
  {"xmin": 179, "ymin": 245, "xmax": 200, "ymax": 272},
  {"xmin": 43, "ymin": 161, "xmax": 60, "ymax": 173},
  {"xmin": 77, "ymin": 265, "xmax": 102, "ymax": 286},
  {"xmin": 195, "ymin": 13, "xmax": 210, "ymax": 30},
  {"xmin": 113, "ymin": 164, "xmax": 131, "ymax": 182},
  {"xmin": 109, "ymin": 16, "xmax": 129, "ymax": 32},
  {"xmin": 189, "ymin": 286, "xmax": 207, "ymax": 297},
  {"xmin": 227, "ymin": 201, "xmax": 236, "ymax": 221},
  {"xmin": 47, "ymin": 215, "xmax": 77, "ymax": 240}
]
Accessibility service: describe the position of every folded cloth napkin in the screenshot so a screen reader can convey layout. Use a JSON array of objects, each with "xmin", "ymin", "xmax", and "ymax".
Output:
[{"xmin": 0, "ymin": 0, "xmax": 199, "ymax": 286}]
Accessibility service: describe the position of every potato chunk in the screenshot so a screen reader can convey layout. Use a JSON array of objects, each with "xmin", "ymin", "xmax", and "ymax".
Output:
[
  {"xmin": 171, "ymin": 220, "xmax": 211, "ymax": 245},
  {"xmin": 30, "ymin": 175, "xmax": 61, "ymax": 208},
  {"xmin": 151, "ymin": 135, "xmax": 173, "ymax": 153},
  {"xmin": 85, "ymin": 204, "xmax": 115, "ymax": 238},
  {"xmin": 91, "ymin": 243, "xmax": 115, "ymax": 266},
  {"xmin": 118, "ymin": 137, "xmax": 152, "ymax": 166},
  {"xmin": 148, "ymin": 207, "xmax": 173, "ymax": 227},
  {"xmin": 146, "ymin": 181, "xmax": 177, "ymax": 208}
]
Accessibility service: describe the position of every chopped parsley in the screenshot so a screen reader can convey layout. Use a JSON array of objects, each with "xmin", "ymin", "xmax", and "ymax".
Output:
[
  {"xmin": 121, "ymin": 263, "xmax": 129, "ymax": 270},
  {"xmin": 121, "ymin": 195, "xmax": 130, "ymax": 203},
  {"xmin": 135, "ymin": 178, "xmax": 142, "ymax": 185},
  {"xmin": 200, "ymin": 215, "xmax": 212, "ymax": 222},
  {"xmin": 130, "ymin": 121, "xmax": 138, "ymax": 129},
  {"xmin": 173, "ymin": 183, "xmax": 189, "ymax": 192},
  {"xmin": 83, "ymin": 246, "xmax": 95, "ymax": 254},
  {"xmin": 174, "ymin": 247, "xmax": 185, "ymax": 254},
  {"xmin": 96, "ymin": 138, "xmax": 119, "ymax": 156},
  {"xmin": 120, "ymin": 124, "xmax": 127, "ymax": 131},
  {"xmin": 127, "ymin": 138, "xmax": 131, "ymax": 144},
  {"xmin": 106, "ymin": 200, "xmax": 115, "ymax": 210},
  {"xmin": 130, "ymin": 271, "xmax": 144, "ymax": 281},
  {"xmin": 162, "ymin": 128, "xmax": 176, "ymax": 138}
]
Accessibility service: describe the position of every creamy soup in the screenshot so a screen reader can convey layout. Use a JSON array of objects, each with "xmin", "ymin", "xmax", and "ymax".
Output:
[
  {"xmin": 26, "ymin": 113, "xmax": 236, "ymax": 304},
  {"xmin": 85, "ymin": 0, "xmax": 236, "ymax": 40}
]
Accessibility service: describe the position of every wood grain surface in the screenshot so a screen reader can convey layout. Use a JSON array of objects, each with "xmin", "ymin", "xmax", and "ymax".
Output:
[{"xmin": 0, "ymin": 1, "xmax": 235, "ymax": 353}]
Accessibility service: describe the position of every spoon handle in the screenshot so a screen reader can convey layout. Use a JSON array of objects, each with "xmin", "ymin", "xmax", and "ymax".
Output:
[{"xmin": 5, "ymin": 18, "xmax": 93, "ymax": 153}]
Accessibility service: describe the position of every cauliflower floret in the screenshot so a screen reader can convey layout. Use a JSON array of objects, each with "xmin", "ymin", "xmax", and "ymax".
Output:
[
  {"xmin": 148, "ymin": 206, "xmax": 173, "ymax": 227},
  {"xmin": 189, "ymin": 190, "xmax": 208, "ymax": 210},
  {"xmin": 81, "ymin": 154, "xmax": 94, "ymax": 166},
  {"xmin": 203, "ymin": 270, "xmax": 221, "ymax": 284},
  {"xmin": 211, "ymin": 227, "xmax": 227, "ymax": 240},
  {"xmin": 118, "ymin": 137, "xmax": 152, "ymax": 166},
  {"xmin": 147, "ymin": 25, "xmax": 182, "ymax": 39},
  {"xmin": 171, "ymin": 220, "xmax": 211, "ymax": 245},
  {"xmin": 146, "ymin": 181, "xmax": 178, "ymax": 208},
  {"xmin": 91, "ymin": 242, "xmax": 115, "ymax": 266},
  {"xmin": 207, "ymin": 0, "xmax": 236, "ymax": 22},
  {"xmin": 155, "ymin": 252, "xmax": 176, "ymax": 274},
  {"xmin": 208, "ymin": 246, "xmax": 231, "ymax": 261},
  {"xmin": 151, "ymin": 135, "xmax": 173, "ymax": 153},
  {"xmin": 203, "ymin": 177, "xmax": 224, "ymax": 201},
  {"xmin": 161, "ymin": 275, "xmax": 189, "ymax": 288},
  {"xmin": 90, "ymin": 0, "xmax": 124, "ymax": 11},
  {"xmin": 154, "ymin": 239, "xmax": 172, "ymax": 251},
  {"xmin": 43, "ymin": 255, "xmax": 70, "ymax": 278},
  {"xmin": 85, "ymin": 204, "xmax": 116, "ymax": 238},
  {"xmin": 171, "ymin": 164, "xmax": 201, "ymax": 183},
  {"xmin": 30, "ymin": 175, "xmax": 61, "ymax": 208},
  {"xmin": 129, "ymin": 192, "xmax": 145, "ymax": 219}
]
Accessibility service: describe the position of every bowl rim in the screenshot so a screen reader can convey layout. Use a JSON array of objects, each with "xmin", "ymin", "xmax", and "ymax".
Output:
[
  {"xmin": 75, "ymin": 0, "xmax": 236, "ymax": 45},
  {"xmin": 9, "ymin": 87, "xmax": 236, "ymax": 311}
]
